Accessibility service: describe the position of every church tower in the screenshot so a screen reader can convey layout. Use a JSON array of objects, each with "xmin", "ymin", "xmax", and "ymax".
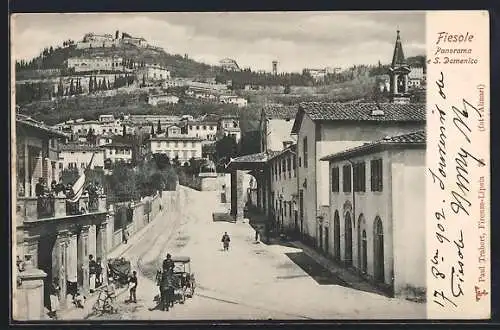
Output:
[{"xmin": 389, "ymin": 30, "xmax": 412, "ymax": 104}]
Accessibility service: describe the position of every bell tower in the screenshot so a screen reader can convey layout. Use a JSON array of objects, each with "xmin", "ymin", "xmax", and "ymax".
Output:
[{"xmin": 389, "ymin": 30, "xmax": 411, "ymax": 104}]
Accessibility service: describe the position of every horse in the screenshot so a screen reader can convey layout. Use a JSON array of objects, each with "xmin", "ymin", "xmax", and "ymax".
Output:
[{"xmin": 157, "ymin": 270, "xmax": 175, "ymax": 311}]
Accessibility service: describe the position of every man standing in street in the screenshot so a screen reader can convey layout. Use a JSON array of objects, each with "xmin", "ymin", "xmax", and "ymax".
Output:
[
  {"xmin": 221, "ymin": 232, "xmax": 231, "ymax": 251},
  {"xmin": 128, "ymin": 271, "xmax": 138, "ymax": 303},
  {"xmin": 89, "ymin": 254, "xmax": 97, "ymax": 293}
]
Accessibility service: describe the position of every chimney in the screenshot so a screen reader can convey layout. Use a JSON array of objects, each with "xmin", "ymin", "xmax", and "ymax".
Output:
[{"xmin": 371, "ymin": 103, "xmax": 385, "ymax": 117}]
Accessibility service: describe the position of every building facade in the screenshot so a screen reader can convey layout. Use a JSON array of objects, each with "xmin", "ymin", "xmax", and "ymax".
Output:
[
  {"xmin": 218, "ymin": 116, "xmax": 241, "ymax": 143},
  {"xmin": 138, "ymin": 65, "xmax": 171, "ymax": 84},
  {"xmin": 259, "ymin": 104, "xmax": 298, "ymax": 153},
  {"xmin": 14, "ymin": 115, "xmax": 110, "ymax": 320},
  {"xmin": 320, "ymin": 130, "xmax": 426, "ymax": 300},
  {"xmin": 148, "ymin": 94, "xmax": 179, "ymax": 106},
  {"xmin": 268, "ymin": 145, "xmax": 298, "ymax": 233},
  {"xmin": 291, "ymin": 102, "xmax": 425, "ymax": 246},
  {"xmin": 102, "ymin": 142, "xmax": 133, "ymax": 164},
  {"xmin": 148, "ymin": 136, "xmax": 203, "ymax": 163},
  {"xmin": 58, "ymin": 144, "xmax": 106, "ymax": 173},
  {"xmin": 219, "ymin": 95, "xmax": 248, "ymax": 107},
  {"xmin": 67, "ymin": 56, "xmax": 124, "ymax": 73},
  {"xmin": 185, "ymin": 120, "xmax": 218, "ymax": 141}
]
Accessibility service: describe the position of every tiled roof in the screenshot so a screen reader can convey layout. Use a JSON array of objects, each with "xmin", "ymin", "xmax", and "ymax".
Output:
[
  {"xmin": 16, "ymin": 114, "xmax": 68, "ymax": 138},
  {"xmin": 267, "ymin": 144, "xmax": 297, "ymax": 162},
  {"xmin": 320, "ymin": 130, "xmax": 426, "ymax": 162},
  {"xmin": 291, "ymin": 102, "xmax": 425, "ymax": 133},
  {"xmin": 150, "ymin": 136, "xmax": 203, "ymax": 142},
  {"xmin": 229, "ymin": 151, "xmax": 280, "ymax": 164},
  {"xmin": 102, "ymin": 142, "xmax": 133, "ymax": 148},
  {"xmin": 60, "ymin": 144, "xmax": 102, "ymax": 152},
  {"xmin": 262, "ymin": 104, "xmax": 298, "ymax": 120}
]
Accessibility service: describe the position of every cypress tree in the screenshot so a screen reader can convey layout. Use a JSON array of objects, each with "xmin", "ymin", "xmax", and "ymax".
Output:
[
  {"xmin": 151, "ymin": 124, "xmax": 155, "ymax": 137},
  {"xmin": 69, "ymin": 79, "xmax": 75, "ymax": 95},
  {"xmin": 157, "ymin": 120, "xmax": 161, "ymax": 134}
]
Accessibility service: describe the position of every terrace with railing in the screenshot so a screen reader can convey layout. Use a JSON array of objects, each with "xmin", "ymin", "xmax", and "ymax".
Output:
[{"xmin": 16, "ymin": 194, "xmax": 107, "ymax": 224}]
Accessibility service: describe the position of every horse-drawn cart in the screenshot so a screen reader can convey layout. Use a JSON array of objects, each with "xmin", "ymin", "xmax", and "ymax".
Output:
[
  {"xmin": 156, "ymin": 256, "xmax": 196, "ymax": 310},
  {"xmin": 108, "ymin": 257, "xmax": 131, "ymax": 286}
]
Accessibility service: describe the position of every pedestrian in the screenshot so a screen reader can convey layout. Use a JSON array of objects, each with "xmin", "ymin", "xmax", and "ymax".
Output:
[
  {"xmin": 221, "ymin": 232, "xmax": 230, "ymax": 251},
  {"xmin": 89, "ymin": 254, "xmax": 97, "ymax": 293},
  {"xmin": 162, "ymin": 254, "xmax": 174, "ymax": 272},
  {"xmin": 96, "ymin": 257, "xmax": 103, "ymax": 288},
  {"xmin": 73, "ymin": 290, "xmax": 86, "ymax": 308},
  {"xmin": 48, "ymin": 277, "xmax": 60, "ymax": 319},
  {"xmin": 255, "ymin": 228, "xmax": 260, "ymax": 243},
  {"xmin": 35, "ymin": 178, "xmax": 45, "ymax": 197},
  {"xmin": 128, "ymin": 271, "xmax": 138, "ymax": 303},
  {"xmin": 123, "ymin": 229, "xmax": 129, "ymax": 244}
]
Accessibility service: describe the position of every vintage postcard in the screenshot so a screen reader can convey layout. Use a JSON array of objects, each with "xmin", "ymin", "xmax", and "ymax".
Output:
[{"xmin": 10, "ymin": 11, "xmax": 490, "ymax": 321}]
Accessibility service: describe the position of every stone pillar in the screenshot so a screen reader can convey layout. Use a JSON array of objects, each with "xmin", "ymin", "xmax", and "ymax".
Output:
[
  {"xmin": 230, "ymin": 170, "xmax": 237, "ymax": 217},
  {"xmin": 236, "ymin": 170, "xmax": 244, "ymax": 222},
  {"xmin": 391, "ymin": 74, "xmax": 398, "ymax": 95},
  {"xmin": 403, "ymin": 74, "xmax": 409, "ymax": 93},
  {"xmin": 24, "ymin": 141, "xmax": 29, "ymax": 197},
  {"xmin": 66, "ymin": 230, "xmax": 78, "ymax": 305},
  {"xmin": 78, "ymin": 225, "xmax": 90, "ymax": 296},
  {"xmin": 34, "ymin": 151, "xmax": 43, "ymax": 183},
  {"xmin": 88, "ymin": 225, "xmax": 97, "ymax": 261},
  {"xmin": 96, "ymin": 222, "xmax": 108, "ymax": 286},
  {"xmin": 43, "ymin": 158, "xmax": 51, "ymax": 184},
  {"xmin": 15, "ymin": 266, "xmax": 47, "ymax": 320},
  {"xmin": 23, "ymin": 234, "xmax": 40, "ymax": 269},
  {"xmin": 53, "ymin": 230, "xmax": 69, "ymax": 309}
]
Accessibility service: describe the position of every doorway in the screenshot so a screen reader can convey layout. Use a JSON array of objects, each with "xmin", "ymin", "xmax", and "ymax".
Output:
[
  {"xmin": 334, "ymin": 211, "xmax": 340, "ymax": 260},
  {"xmin": 374, "ymin": 217, "xmax": 385, "ymax": 282},
  {"xmin": 299, "ymin": 190, "xmax": 304, "ymax": 236},
  {"xmin": 344, "ymin": 213, "xmax": 353, "ymax": 266},
  {"xmin": 38, "ymin": 234, "xmax": 57, "ymax": 309},
  {"xmin": 318, "ymin": 225, "xmax": 323, "ymax": 250},
  {"xmin": 324, "ymin": 228, "xmax": 329, "ymax": 255}
]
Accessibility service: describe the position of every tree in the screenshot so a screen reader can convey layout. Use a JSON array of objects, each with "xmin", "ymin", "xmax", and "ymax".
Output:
[
  {"xmin": 152, "ymin": 153, "xmax": 170, "ymax": 170},
  {"xmin": 69, "ymin": 79, "xmax": 75, "ymax": 95},
  {"xmin": 115, "ymin": 30, "xmax": 119, "ymax": 39},
  {"xmin": 284, "ymin": 85, "xmax": 291, "ymax": 94},
  {"xmin": 61, "ymin": 167, "xmax": 79, "ymax": 185},
  {"xmin": 215, "ymin": 135, "xmax": 238, "ymax": 170},
  {"xmin": 122, "ymin": 124, "xmax": 126, "ymax": 136},
  {"xmin": 157, "ymin": 120, "xmax": 162, "ymax": 134},
  {"xmin": 150, "ymin": 123, "xmax": 155, "ymax": 137},
  {"xmin": 172, "ymin": 155, "xmax": 181, "ymax": 167}
]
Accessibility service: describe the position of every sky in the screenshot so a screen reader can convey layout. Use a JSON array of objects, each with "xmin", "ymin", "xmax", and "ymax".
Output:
[{"xmin": 11, "ymin": 12, "xmax": 425, "ymax": 73}]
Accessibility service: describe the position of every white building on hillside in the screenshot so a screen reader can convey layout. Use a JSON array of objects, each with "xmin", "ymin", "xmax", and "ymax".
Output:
[
  {"xmin": 219, "ymin": 95, "xmax": 248, "ymax": 107},
  {"xmin": 67, "ymin": 56, "xmax": 124, "ymax": 73},
  {"xmin": 102, "ymin": 142, "xmax": 133, "ymax": 164},
  {"xmin": 58, "ymin": 143, "xmax": 106, "ymax": 173},
  {"xmin": 148, "ymin": 94, "xmax": 179, "ymax": 106},
  {"xmin": 138, "ymin": 65, "xmax": 171, "ymax": 85},
  {"xmin": 185, "ymin": 120, "xmax": 218, "ymax": 141}
]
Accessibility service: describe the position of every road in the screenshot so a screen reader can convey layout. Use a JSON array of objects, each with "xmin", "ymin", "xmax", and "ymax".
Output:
[{"xmin": 88, "ymin": 187, "xmax": 426, "ymax": 320}]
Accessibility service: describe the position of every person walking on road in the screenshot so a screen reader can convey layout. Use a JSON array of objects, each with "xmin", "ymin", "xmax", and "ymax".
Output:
[
  {"xmin": 128, "ymin": 271, "xmax": 138, "ymax": 303},
  {"xmin": 89, "ymin": 254, "xmax": 97, "ymax": 293},
  {"xmin": 221, "ymin": 232, "xmax": 231, "ymax": 251},
  {"xmin": 48, "ymin": 277, "xmax": 60, "ymax": 319}
]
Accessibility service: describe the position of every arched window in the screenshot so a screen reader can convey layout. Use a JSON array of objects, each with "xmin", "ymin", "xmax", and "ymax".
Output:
[{"xmin": 373, "ymin": 216, "xmax": 384, "ymax": 282}]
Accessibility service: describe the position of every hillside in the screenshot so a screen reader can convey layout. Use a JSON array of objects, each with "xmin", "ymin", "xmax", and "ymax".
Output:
[{"xmin": 15, "ymin": 42, "xmax": 215, "ymax": 79}]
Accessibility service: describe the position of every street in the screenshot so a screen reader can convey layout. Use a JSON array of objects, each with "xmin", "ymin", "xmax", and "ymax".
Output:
[{"xmin": 88, "ymin": 187, "xmax": 426, "ymax": 320}]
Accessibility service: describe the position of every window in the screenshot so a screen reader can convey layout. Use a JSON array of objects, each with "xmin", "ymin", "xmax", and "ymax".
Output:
[
  {"xmin": 274, "ymin": 162, "xmax": 278, "ymax": 179},
  {"xmin": 278, "ymin": 161, "xmax": 282, "ymax": 179},
  {"xmin": 303, "ymin": 137, "xmax": 308, "ymax": 168},
  {"xmin": 189, "ymin": 126, "xmax": 193, "ymax": 130},
  {"xmin": 287, "ymin": 157, "xmax": 292, "ymax": 179},
  {"xmin": 371, "ymin": 159, "xmax": 383, "ymax": 192},
  {"xmin": 343, "ymin": 164, "xmax": 352, "ymax": 193},
  {"xmin": 59, "ymin": 163, "xmax": 63, "ymax": 170},
  {"xmin": 210, "ymin": 126, "xmax": 214, "ymax": 130},
  {"xmin": 353, "ymin": 162, "xmax": 366, "ymax": 192},
  {"xmin": 196, "ymin": 126, "xmax": 200, "ymax": 130},
  {"xmin": 203, "ymin": 125, "xmax": 207, "ymax": 130},
  {"xmin": 293, "ymin": 155, "xmax": 297, "ymax": 177},
  {"xmin": 175, "ymin": 142, "xmax": 179, "ymax": 148},
  {"xmin": 81, "ymin": 163, "xmax": 85, "ymax": 169},
  {"xmin": 331, "ymin": 167, "xmax": 340, "ymax": 192},
  {"xmin": 183, "ymin": 142, "xmax": 187, "ymax": 148}
]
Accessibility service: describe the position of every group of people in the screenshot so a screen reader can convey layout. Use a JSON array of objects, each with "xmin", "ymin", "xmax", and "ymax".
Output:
[{"xmin": 35, "ymin": 177, "xmax": 103, "ymax": 199}]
